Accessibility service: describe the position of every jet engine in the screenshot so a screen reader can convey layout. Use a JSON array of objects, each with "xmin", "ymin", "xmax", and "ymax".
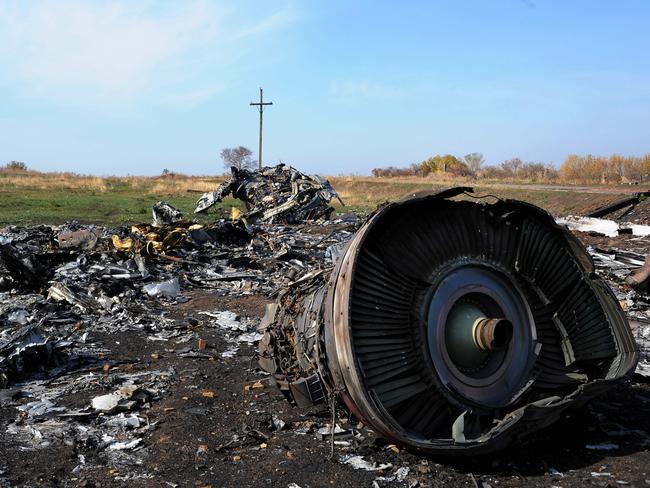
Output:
[{"xmin": 258, "ymin": 188, "xmax": 638, "ymax": 454}]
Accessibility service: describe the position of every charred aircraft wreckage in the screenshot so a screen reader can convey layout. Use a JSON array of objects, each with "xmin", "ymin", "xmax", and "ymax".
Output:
[
  {"xmin": 195, "ymin": 164, "xmax": 344, "ymax": 223},
  {"xmin": 259, "ymin": 187, "xmax": 639, "ymax": 455}
]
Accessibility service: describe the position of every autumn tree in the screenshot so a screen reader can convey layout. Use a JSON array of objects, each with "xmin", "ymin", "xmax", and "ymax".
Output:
[
  {"xmin": 420, "ymin": 154, "xmax": 469, "ymax": 175},
  {"xmin": 638, "ymin": 154, "xmax": 650, "ymax": 182},
  {"xmin": 559, "ymin": 154, "xmax": 582, "ymax": 181},
  {"xmin": 559, "ymin": 153, "xmax": 650, "ymax": 184},
  {"xmin": 421, "ymin": 157, "xmax": 437, "ymax": 175}
]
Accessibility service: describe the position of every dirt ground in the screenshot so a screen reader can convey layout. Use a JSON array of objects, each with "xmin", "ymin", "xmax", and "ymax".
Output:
[{"xmin": 2, "ymin": 234, "xmax": 650, "ymax": 487}]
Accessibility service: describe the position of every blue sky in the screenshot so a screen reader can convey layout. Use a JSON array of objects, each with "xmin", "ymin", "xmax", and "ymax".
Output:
[{"xmin": 0, "ymin": 1, "xmax": 649, "ymax": 176}]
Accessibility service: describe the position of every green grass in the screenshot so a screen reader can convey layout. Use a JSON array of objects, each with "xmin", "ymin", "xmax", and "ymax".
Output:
[{"xmin": 0, "ymin": 188, "xmax": 243, "ymax": 226}]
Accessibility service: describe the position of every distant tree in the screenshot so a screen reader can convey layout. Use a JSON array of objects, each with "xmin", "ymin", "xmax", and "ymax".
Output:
[
  {"xmin": 518, "ymin": 162, "xmax": 558, "ymax": 182},
  {"xmin": 560, "ymin": 154, "xmax": 582, "ymax": 181},
  {"xmin": 500, "ymin": 158, "xmax": 523, "ymax": 177},
  {"xmin": 631, "ymin": 154, "xmax": 650, "ymax": 183},
  {"xmin": 374, "ymin": 156, "xmax": 559, "ymax": 181},
  {"xmin": 420, "ymin": 154, "xmax": 469, "ymax": 176},
  {"xmin": 420, "ymin": 155, "xmax": 456, "ymax": 174},
  {"xmin": 421, "ymin": 157, "xmax": 437, "ymax": 175},
  {"xmin": 372, "ymin": 164, "xmax": 426, "ymax": 177},
  {"xmin": 463, "ymin": 153, "xmax": 484, "ymax": 173},
  {"xmin": 445, "ymin": 158, "xmax": 471, "ymax": 176},
  {"xmin": 221, "ymin": 146, "xmax": 255, "ymax": 172},
  {"xmin": 558, "ymin": 153, "xmax": 650, "ymax": 184},
  {"xmin": 436, "ymin": 154, "xmax": 461, "ymax": 173},
  {"xmin": 5, "ymin": 161, "xmax": 27, "ymax": 171},
  {"xmin": 409, "ymin": 162, "xmax": 425, "ymax": 177},
  {"xmin": 480, "ymin": 165, "xmax": 509, "ymax": 179}
]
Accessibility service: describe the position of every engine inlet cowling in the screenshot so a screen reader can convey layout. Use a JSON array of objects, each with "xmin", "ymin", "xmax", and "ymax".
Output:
[{"xmin": 258, "ymin": 187, "xmax": 638, "ymax": 455}]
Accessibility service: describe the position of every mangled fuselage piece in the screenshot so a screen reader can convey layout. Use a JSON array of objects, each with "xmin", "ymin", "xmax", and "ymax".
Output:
[
  {"xmin": 258, "ymin": 188, "xmax": 638, "ymax": 455},
  {"xmin": 194, "ymin": 164, "xmax": 343, "ymax": 224}
]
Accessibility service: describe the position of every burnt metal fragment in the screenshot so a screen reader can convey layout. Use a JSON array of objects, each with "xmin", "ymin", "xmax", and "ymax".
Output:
[
  {"xmin": 0, "ymin": 244, "xmax": 49, "ymax": 291},
  {"xmin": 0, "ymin": 320, "xmax": 78, "ymax": 388},
  {"xmin": 195, "ymin": 164, "xmax": 343, "ymax": 224},
  {"xmin": 588, "ymin": 191, "xmax": 650, "ymax": 219},
  {"xmin": 259, "ymin": 188, "xmax": 639, "ymax": 455},
  {"xmin": 152, "ymin": 200, "xmax": 184, "ymax": 226}
]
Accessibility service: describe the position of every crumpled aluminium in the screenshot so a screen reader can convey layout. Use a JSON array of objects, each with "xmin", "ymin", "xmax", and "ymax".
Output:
[
  {"xmin": 152, "ymin": 201, "xmax": 183, "ymax": 227},
  {"xmin": 194, "ymin": 164, "xmax": 344, "ymax": 224}
]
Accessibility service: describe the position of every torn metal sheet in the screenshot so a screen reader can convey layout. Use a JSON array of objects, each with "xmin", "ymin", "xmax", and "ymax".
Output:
[
  {"xmin": 629, "ymin": 320, "xmax": 650, "ymax": 377},
  {"xmin": 259, "ymin": 188, "xmax": 638, "ymax": 455},
  {"xmin": 199, "ymin": 310, "xmax": 261, "ymax": 357},
  {"xmin": 48, "ymin": 282, "xmax": 99, "ymax": 312},
  {"xmin": 18, "ymin": 399, "xmax": 66, "ymax": 419},
  {"xmin": 152, "ymin": 201, "xmax": 183, "ymax": 227},
  {"xmin": 587, "ymin": 246, "xmax": 650, "ymax": 332},
  {"xmin": 194, "ymin": 164, "xmax": 343, "ymax": 224},
  {"xmin": 142, "ymin": 278, "xmax": 180, "ymax": 298}
]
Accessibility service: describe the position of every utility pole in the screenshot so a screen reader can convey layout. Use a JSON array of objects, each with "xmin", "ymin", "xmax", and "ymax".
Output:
[{"xmin": 249, "ymin": 87, "xmax": 273, "ymax": 170}]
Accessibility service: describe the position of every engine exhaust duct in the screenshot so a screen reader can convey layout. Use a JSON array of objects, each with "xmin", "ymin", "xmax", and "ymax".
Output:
[{"xmin": 258, "ymin": 187, "xmax": 638, "ymax": 455}]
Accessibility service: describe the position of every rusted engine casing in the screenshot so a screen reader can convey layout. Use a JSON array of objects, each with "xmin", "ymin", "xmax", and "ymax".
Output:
[{"xmin": 258, "ymin": 188, "xmax": 638, "ymax": 455}]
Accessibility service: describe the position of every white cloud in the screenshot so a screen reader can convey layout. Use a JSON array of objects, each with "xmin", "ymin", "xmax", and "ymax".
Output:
[
  {"xmin": 0, "ymin": 1, "xmax": 297, "ymax": 105},
  {"xmin": 0, "ymin": 1, "xmax": 217, "ymax": 95}
]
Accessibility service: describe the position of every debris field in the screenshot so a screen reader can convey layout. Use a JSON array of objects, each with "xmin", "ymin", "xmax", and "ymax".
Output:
[{"xmin": 1, "ymin": 171, "xmax": 650, "ymax": 487}]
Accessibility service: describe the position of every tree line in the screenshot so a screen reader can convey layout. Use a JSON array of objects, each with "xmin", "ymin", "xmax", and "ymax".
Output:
[
  {"xmin": 372, "ymin": 153, "xmax": 650, "ymax": 184},
  {"xmin": 559, "ymin": 154, "xmax": 650, "ymax": 184}
]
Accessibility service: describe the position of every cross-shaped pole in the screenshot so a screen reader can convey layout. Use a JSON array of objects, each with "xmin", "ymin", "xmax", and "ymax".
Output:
[{"xmin": 249, "ymin": 87, "xmax": 273, "ymax": 170}]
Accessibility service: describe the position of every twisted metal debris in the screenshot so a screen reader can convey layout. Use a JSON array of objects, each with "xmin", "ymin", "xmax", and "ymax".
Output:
[
  {"xmin": 194, "ymin": 164, "xmax": 344, "ymax": 224},
  {"xmin": 0, "ymin": 206, "xmax": 358, "ymax": 474},
  {"xmin": 258, "ymin": 187, "xmax": 639, "ymax": 455}
]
